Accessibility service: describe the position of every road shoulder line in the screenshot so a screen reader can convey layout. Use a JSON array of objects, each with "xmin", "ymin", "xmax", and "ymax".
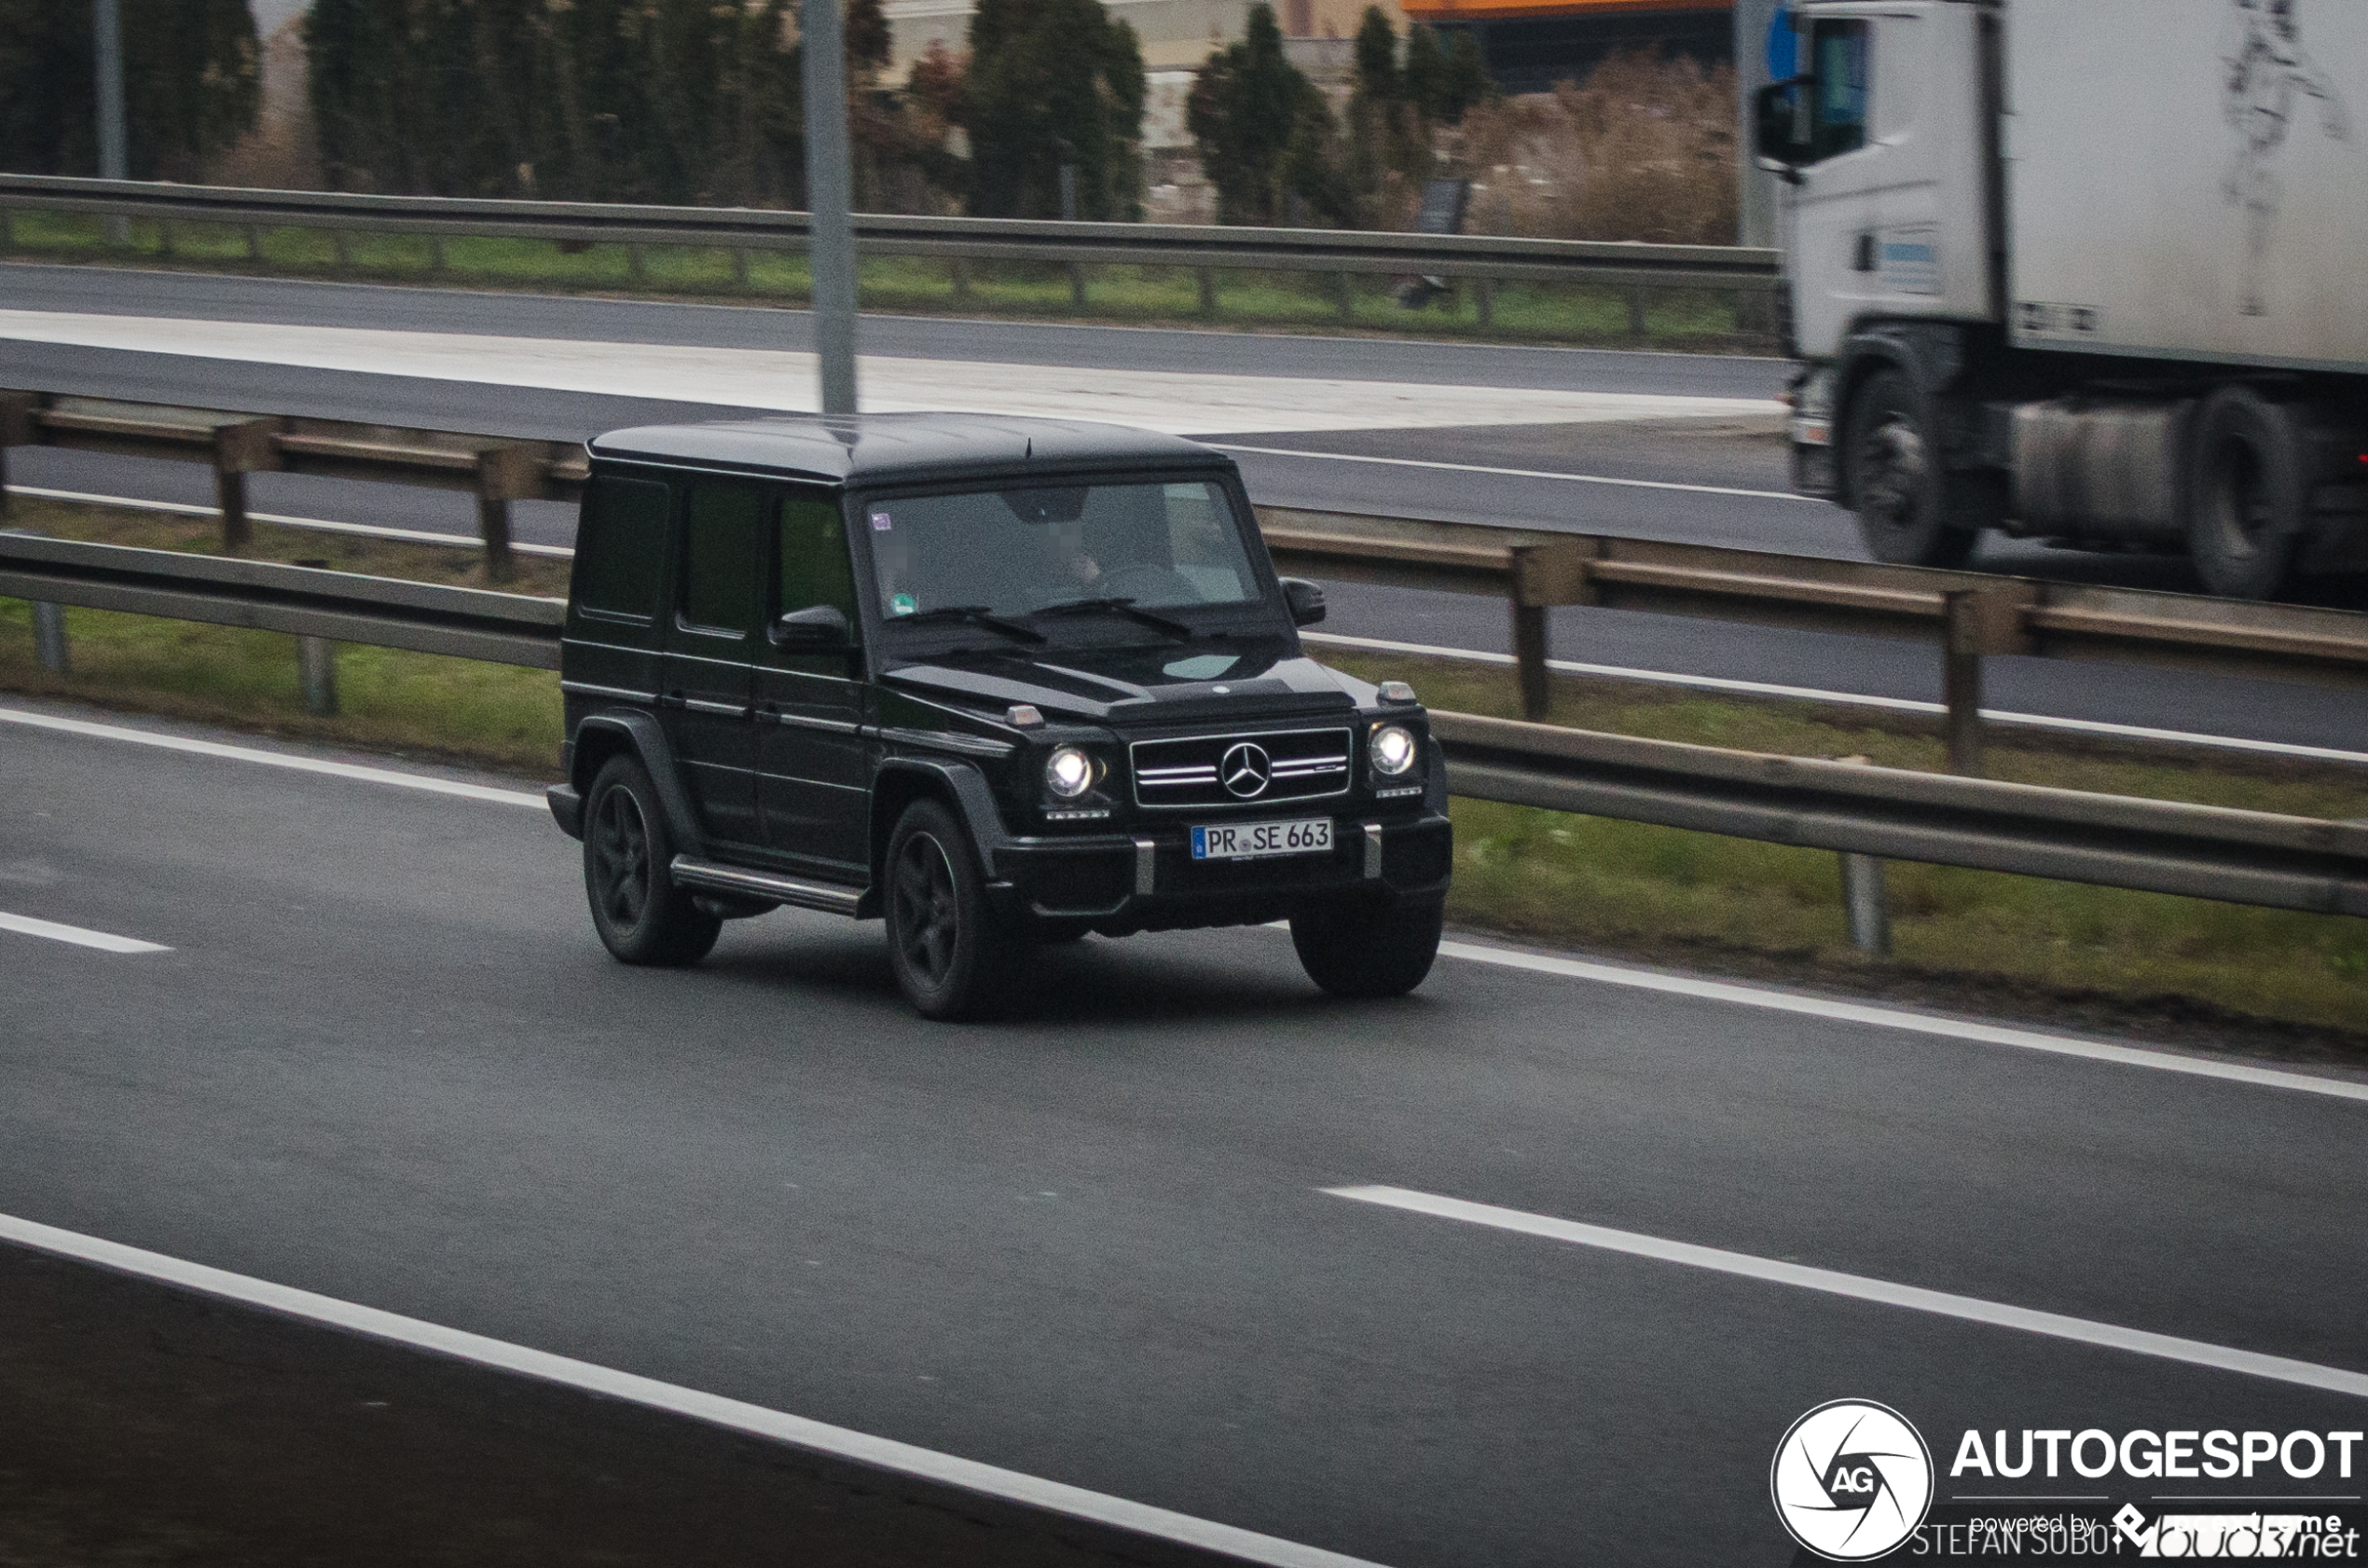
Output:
[
  {"xmin": 1325, "ymin": 1186, "xmax": 2368, "ymax": 1399},
  {"xmin": 0, "ymin": 1211, "xmax": 1387, "ymax": 1568},
  {"xmin": 1435, "ymin": 941, "xmax": 2368, "ymax": 1105}
]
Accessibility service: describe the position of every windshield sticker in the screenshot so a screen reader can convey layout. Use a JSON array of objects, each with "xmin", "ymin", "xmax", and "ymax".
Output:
[
  {"xmin": 889, "ymin": 592, "xmax": 918, "ymax": 616},
  {"xmin": 870, "ymin": 510, "xmax": 893, "ymax": 530},
  {"xmin": 1163, "ymin": 654, "xmax": 1240, "ymax": 680}
]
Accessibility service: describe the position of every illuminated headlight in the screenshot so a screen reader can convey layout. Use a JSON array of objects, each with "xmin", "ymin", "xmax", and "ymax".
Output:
[
  {"xmin": 1370, "ymin": 724, "xmax": 1418, "ymax": 777},
  {"xmin": 1045, "ymin": 746, "xmax": 1095, "ymax": 799}
]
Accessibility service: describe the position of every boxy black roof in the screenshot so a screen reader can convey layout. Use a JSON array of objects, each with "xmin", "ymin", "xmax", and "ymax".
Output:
[{"xmin": 586, "ymin": 413, "xmax": 1220, "ymax": 487}]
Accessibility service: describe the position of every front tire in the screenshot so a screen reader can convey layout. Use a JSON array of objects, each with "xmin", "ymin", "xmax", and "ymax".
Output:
[
  {"xmin": 1290, "ymin": 899, "xmax": 1444, "ymax": 999},
  {"xmin": 2188, "ymin": 384, "xmax": 2309, "ymax": 600},
  {"xmin": 884, "ymin": 799, "xmax": 1029, "ymax": 1021},
  {"xmin": 583, "ymin": 756, "xmax": 722, "ymax": 967},
  {"xmin": 1844, "ymin": 367, "xmax": 1989, "ymax": 569}
]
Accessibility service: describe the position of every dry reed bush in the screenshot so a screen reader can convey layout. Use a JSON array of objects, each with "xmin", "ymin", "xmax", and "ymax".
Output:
[{"xmin": 1446, "ymin": 50, "xmax": 1737, "ymax": 244}]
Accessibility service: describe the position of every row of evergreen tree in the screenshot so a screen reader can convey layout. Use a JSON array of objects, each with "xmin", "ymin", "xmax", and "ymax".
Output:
[{"xmin": 0, "ymin": 0, "xmax": 1490, "ymax": 228}]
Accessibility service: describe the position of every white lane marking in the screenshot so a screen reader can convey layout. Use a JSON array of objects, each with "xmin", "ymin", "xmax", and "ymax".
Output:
[
  {"xmin": 0, "ymin": 910, "xmax": 171, "ymax": 954},
  {"xmin": 1301, "ymin": 631, "xmax": 2368, "ymax": 767},
  {"xmin": 15, "ymin": 704, "xmax": 2360, "ymax": 1105},
  {"xmin": 0, "ymin": 1212, "xmax": 1385, "ymax": 1568},
  {"xmin": 0, "ymin": 309, "xmax": 1783, "ymax": 437},
  {"xmin": 1212, "ymin": 442, "xmax": 1809, "ymax": 502},
  {"xmin": 0, "ymin": 708, "xmax": 545, "ymax": 808},
  {"xmin": 1432, "ymin": 940, "xmax": 2368, "ymax": 1105},
  {"xmin": 8, "ymin": 486, "xmax": 576, "ymax": 557},
  {"xmin": 1325, "ymin": 1186, "xmax": 2368, "ymax": 1401}
]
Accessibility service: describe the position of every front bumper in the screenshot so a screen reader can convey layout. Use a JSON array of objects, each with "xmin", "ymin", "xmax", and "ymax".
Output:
[{"xmin": 986, "ymin": 810, "xmax": 1452, "ymax": 934}]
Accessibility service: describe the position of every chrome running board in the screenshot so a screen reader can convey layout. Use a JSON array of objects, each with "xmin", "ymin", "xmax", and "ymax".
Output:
[{"xmin": 669, "ymin": 857, "xmax": 865, "ymax": 917}]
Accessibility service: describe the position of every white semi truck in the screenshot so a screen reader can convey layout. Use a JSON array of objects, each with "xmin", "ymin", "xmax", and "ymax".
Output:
[{"xmin": 1755, "ymin": 0, "xmax": 2368, "ymax": 598}]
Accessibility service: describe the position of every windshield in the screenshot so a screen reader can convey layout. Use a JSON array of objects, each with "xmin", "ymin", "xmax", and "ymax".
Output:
[{"xmin": 862, "ymin": 479, "xmax": 1262, "ymax": 627}]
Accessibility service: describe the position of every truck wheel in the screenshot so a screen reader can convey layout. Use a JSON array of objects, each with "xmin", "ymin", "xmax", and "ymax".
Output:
[
  {"xmin": 1290, "ymin": 899, "xmax": 1444, "ymax": 999},
  {"xmin": 885, "ymin": 799, "xmax": 1028, "ymax": 1021},
  {"xmin": 2188, "ymin": 386, "xmax": 2308, "ymax": 600},
  {"xmin": 1844, "ymin": 368, "xmax": 1987, "ymax": 569},
  {"xmin": 584, "ymin": 756, "xmax": 723, "ymax": 966}
]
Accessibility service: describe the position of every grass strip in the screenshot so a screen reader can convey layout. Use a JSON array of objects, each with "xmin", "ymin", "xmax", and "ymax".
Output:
[
  {"xmin": 5, "ymin": 498, "xmax": 2361, "ymax": 1039},
  {"xmin": 0, "ymin": 209, "xmax": 1769, "ymax": 353}
]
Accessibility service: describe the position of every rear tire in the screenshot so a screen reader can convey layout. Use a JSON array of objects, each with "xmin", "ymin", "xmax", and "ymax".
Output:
[
  {"xmin": 1290, "ymin": 899, "xmax": 1444, "ymax": 999},
  {"xmin": 1844, "ymin": 367, "xmax": 1989, "ymax": 569},
  {"xmin": 884, "ymin": 799, "xmax": 1029, "ymax": 1021},
  {"xmin": 2188, "ymin": 385, "xmax": 2309, "ymax": 600},
  {"xmin": 584, "ymin": 756, "xmax": 723, "ymax": 966}
]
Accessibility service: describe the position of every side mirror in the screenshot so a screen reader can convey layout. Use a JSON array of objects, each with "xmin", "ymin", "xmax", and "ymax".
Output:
[
  {"xmin": 1280, "ymin": 577, "xmax": 1326, "ymax": 627},
  {"xmin": 1754, "ymin": 79, "xmax": 1810, "ymax": 181},
  {"xmin": 771, "ymin": 603, "xmax": 852, "ymax": 652}
]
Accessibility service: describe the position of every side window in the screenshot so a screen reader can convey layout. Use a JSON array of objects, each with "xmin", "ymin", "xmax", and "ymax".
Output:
[
  {"xmin": 572, "ymin": 475, "xmax": 668, "ymax": 622},
  {"xmin": 778, "ymin": 490, "xmax": 858, "ymax": 621},
  {"xmin": 1811, "ymin": 20, "xmax": 1869, "ymax": 161},
  {"xmin": 680, "ymin": 482, "xmax": 764, "ymax": 636}
]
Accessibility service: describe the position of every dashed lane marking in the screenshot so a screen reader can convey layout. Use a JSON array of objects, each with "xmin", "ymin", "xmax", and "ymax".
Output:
[
  {"xmin": 1325, "ymin": 1185, "xmax": 2368, "ymax": 1400},
  {"xmin": 0, "ymin": 910, "xmax": 171, "ymax": 954}
]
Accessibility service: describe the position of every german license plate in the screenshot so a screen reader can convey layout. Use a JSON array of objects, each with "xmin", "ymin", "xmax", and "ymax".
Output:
[{"xmin": 1191, "ymin": 818, "xmax": 1332, "ymax": 860}]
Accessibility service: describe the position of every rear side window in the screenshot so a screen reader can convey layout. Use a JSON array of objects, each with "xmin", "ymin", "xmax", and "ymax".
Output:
[
  {"xmin": 572, "ymin": 475, "xmax": 669, "ymax": 621},
  {"xmin": 680, "ymin": 482, "xmax": 765, "ymax": 635},
  {"xmin": 778, "ymin": 490, "xmax": 858, "ymax": 619}
]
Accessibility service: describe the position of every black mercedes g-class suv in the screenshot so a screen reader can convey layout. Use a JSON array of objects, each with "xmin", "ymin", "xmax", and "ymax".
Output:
[{"xmin": 544, "ymin": 414, "xmax": 1452, "ymax": 1019}]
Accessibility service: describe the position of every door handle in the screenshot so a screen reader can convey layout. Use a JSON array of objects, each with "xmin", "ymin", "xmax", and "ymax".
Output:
[{"xmin": 657, "ymin": 690, "xmax": 687, "ymax": 709}]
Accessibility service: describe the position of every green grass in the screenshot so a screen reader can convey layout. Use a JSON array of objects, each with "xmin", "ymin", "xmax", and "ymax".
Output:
[
  {"xmin": 6, "ymin": 497, "xmax": 2361, "ymax": 1038},
  {"xmin": 0, "ymin": 207, "xmax": 1768, "ymax": 351}
]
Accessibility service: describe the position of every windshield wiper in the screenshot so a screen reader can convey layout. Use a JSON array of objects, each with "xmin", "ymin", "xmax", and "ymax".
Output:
[
  {"xmin": 1031, "ymin": 596, "xmax": 1197, "ymax": 640},
  {"xmin": 888, "ymin": 604, "xmax": 1046, "ymax": 644}
]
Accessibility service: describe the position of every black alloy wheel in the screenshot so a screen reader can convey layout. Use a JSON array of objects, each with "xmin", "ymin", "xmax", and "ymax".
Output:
[
  {"xmin": 884, "ymin": 798, "xmax": 1027, "ymax": 1020},
  {"xmin": 1290, "ymin": 897, "xmax": 1444, "ymax": 998},
  {"xmin": 583, "ymin": 755, "xmax": 721, "ymax": 966},
  {"xmin": 2188, "ymin": 384, "xmax": 2309, "ymax": 600},
  {"xmin": 1843, "ymin": 367, "xmax": 1989, "ymax": 569}
]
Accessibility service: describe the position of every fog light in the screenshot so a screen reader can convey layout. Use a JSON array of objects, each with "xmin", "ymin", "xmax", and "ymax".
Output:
[
  {"xmin": 1045, "ymin": 746, "xmax": 1095, "ymax": 799},
  {"xmin": 1371, "ymin": 724, "xmax": 1417, "ymax": 776}
]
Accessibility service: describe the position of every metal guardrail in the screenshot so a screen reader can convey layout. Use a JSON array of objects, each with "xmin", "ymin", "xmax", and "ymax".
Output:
[
  {"xmin": 6, "ymin": 391, "xmax": 2368, "ymax": 776},
  {"xmin": 1259, "ymin": 507, "xmax": 2368, "ymax": 775},
  {"xmin": 2, "ymin": 533, "xmax": 2361, "ymax": 920},
  {"xmin": 0, "ymin": 174, "xmax": 1783, "ymax": 326}
]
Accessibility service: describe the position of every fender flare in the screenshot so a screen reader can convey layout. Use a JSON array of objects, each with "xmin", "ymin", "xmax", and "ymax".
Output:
[
  {"xmin": 872, "ymin": 756, "xmax": 1015, "ymax": 880},
  {"xmin": 571, "ymin": 712, "xmax": 705, "ymax": 858}
]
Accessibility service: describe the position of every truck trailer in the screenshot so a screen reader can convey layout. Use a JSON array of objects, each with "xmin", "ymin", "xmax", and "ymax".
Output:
[{"xmin": 1756, "ymin": 0, "xmax": 2368, "ymax": 598}]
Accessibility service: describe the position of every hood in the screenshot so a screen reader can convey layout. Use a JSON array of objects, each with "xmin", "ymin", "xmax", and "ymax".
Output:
[{"xmin": 882, "ymin": 639, "xmax": 1366, "ymax": 724}]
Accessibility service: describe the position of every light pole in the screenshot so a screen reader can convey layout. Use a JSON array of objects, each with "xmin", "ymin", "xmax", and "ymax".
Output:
[
  {"xmin": 94, "ymin": 0, "xmax": 130, "ymax": 244},
  {"xmin": 801, "ymin": 0, "xmax": 859, "ymax": 416}
]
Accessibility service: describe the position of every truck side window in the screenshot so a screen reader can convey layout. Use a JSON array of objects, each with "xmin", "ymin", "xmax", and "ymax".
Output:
[
  {"xmin": 680, "ymin": 482, "xmax": 765, "ymax": 636},
  {"xmin": 572, "ymin": 475, "xmax": 669, "ymax": 622},
  {"xmin": 778, "ymin": 490, "xmax": 859, "ymax": 621},
  {"xmin": 1811, "ymin": 20, "xmax": 1869, "ymax": 160}
]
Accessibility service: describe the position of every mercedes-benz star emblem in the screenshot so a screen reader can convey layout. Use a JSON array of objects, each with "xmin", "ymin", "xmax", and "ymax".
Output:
[{"xmin": 1220, "ymin": 742, "xmax": 1273, "ymax": 798}]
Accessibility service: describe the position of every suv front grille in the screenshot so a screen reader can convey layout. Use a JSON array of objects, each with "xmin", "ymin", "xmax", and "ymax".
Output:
[{"xmin": 1130, "ymin": 727, "xmax": 1353, "ymax": 809}]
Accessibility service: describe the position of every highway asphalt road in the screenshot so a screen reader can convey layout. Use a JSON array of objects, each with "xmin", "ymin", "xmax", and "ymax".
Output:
[
  {"xmin": 3, "ymin": 701, "xmax": 2365, "ymax": 1565},
  {"xmin": 5, "ymin": 266, "xmax": 2367, "ymax": 751}
]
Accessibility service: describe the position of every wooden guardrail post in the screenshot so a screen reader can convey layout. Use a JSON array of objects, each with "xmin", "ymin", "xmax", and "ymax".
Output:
[
  {"xmin": 1941, "ymin": 585, "xmax": 2038, "ymax": 777},
  {"xmin": 475, "ymin": 444, "xmax": 544, "ymax": 582},
  {"xmin": 212, "ymin": 418, "xmax": 281, "ymax": 552},
  {"xmin": 1508, "ymin": 540, "xmax": 1598, "ymax": 720},
  {"xmin": 296, "ymin": 635, "xmax": 338, "ymax": 715},
  {"xmin": 951, "ymin": 257, "xmax": 971, "ymax": 300},
  {"xmin": 1197, "ymin": 268, "xmax": 1217, "ymax": 317},
  {"xmin": 0, "ymin": 391, "xmax": 35, "ymax": 516},
  {"xmin": 1474, "ymin": 278, "xmax": 1494, "ymax": 330}
]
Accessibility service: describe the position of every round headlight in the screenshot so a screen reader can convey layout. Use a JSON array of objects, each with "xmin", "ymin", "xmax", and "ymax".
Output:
[
  {"xmin": 1045, "ymin": 746, "xmax": 1095, "ymax": 799},
  {"xmin": 1371, "ymin": 723, "xmax": 1418, "ymax": 777}
]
